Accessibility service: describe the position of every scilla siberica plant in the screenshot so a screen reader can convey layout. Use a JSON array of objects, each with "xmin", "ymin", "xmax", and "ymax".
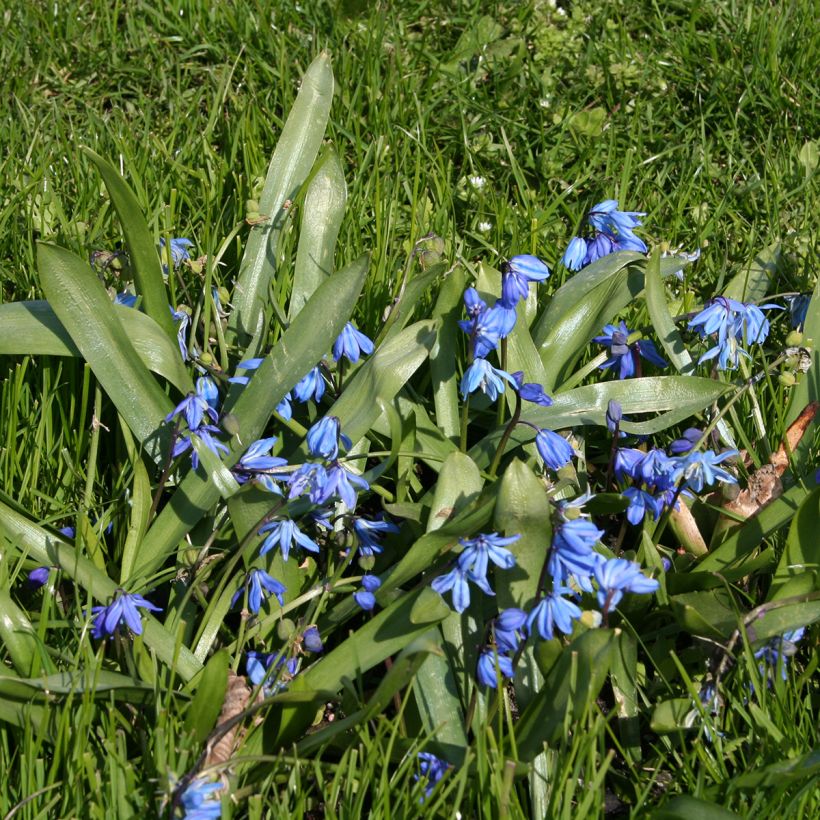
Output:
[{"xmin": 6, "ymin": 53, "xmax": 814, "ymax": 817}]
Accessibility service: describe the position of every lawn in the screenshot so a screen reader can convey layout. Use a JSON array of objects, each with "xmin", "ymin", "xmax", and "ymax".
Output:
[{"xmin": 0, "ymin": 1, "xmax": 818, "ymax": 817}]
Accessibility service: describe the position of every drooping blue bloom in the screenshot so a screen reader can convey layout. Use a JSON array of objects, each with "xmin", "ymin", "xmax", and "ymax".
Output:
[
  {"xmin": 638, "ymin": 448, "xmax": 675, "ymax": 488},
  {"xmin": 276, "ymin": 392, "xmax": 293, "ymax": 421},
  {"xmin": 511, "ymin": 372, "xmax": 553, "ymax": 406},
  {"xmin": 311, "ymin": 462, "xmax": 369, "ymax": 509},
  {"xmin": 485, "ymin": 301, "xmax": 518, "ymax": 338},
  {"xmin": 90, "ymin": 591, "xmax": 161, "ymax": 639},
  {"xmin": 179, "ymin": 776, "xmax": 222, "ymax": 819},
  {"xmin": 494, "ymin": 607, "xmax": 528, "ymax": 653},
  {"xmin": 306, "ymin": 416, "xmax": 350, "ymax": 460},
  {"xmin": 526, "ymin": 589, "xmax": 582, "ymax": 641},
  {"xmin": 501, "ymin": 254, "xmax": 550, "ymax": 307},
  {"xmin": 165, "ymin": 385, "xmax": 219, "ymax": 431},
  {"xmin": 669, "ymin": 428, "xmax": 702, "ymax": 455},
  {"xmin": 787, "ymin": 294, "xmax": 811, "ymax": 330},
  {"xmin": 353, "ymin": 515, "xmax": 400, "ymax": 556},
  {"xmin": 232, "ymin": 569, "xmax": 286, "ymax": 614},
  {"xmin": 550, "ymin": 518, "xmax": 604, "ymax": 581},
  {"xmin": 258, "ymin": 519, "xmax": 319, "ymax": 561},
  {"xmin": 431, "ymin": 565, "xmax": 494, "ymax": 613},
  {"xmin": 458, "ymin": 288, "xmax": 506, "ymax": 358},
  {"xmin": 534, "ymin": 428, "xmax": 574, "ymax": 470},
  {"xmin": 246, "ymin": 650, "xmax": 298, "ymax": 694},
  {"xmin": 457, "ymin": 532, "xmax": 520, "ymax": 581},
  {"xmin": 754, "ymin": 627, "xmax": 805, "ymax": 681},
  {"xmin": 623, "ymin": 486, "xmax": 665, "ymax": 525},
  {"xmin": 333, "ymin": 322, "xmax": 374, "ymax": 363},
  {"xmin": 587, "ymin": 200, "xmax": 646, "ymax": 243},
  {"xmin": 594, "ymin": 558, "xmax": 659, "ymax": 612},
  {"xmin": 460, "ymin": 358, "xmax": 517, "ymax": 401},
  {"xmin": 415, "ymin": 752, "xmax": 450, "ymax": 799},
  {"xmin": 160, "ymin": 237, "xmax": 194, "ymax": 268},
  {"xmin": 171, "ymin": 308, "xmax": 190, "ymax": 361},
  {"xmin": 354, "ymin": 575, "xmax": 382, "ymax": 610},
  {"xmin": 59, "ymin": 525, "xmax": 75, "ymax": 538},
  {"xmin": 594, "ymin": 321, "xmax": 668, "ymax": 379},
  {"xmin": 196, "ymin": 376, "xmax": 219, "ymax": 412},
  {"xmin": 28, "ymin": 567, "xmax": 51, "ymax": 588},
  {"xmin": 303, "ymin": 626, "xmax": 323, "ymax": 653},
  {"xmin": 606, "ymin": 399, "xmax": 623, "ymax": 433},
  {"xmin": 232, "ymin": 437, "xmax": 287, "ymax": 490},
  {"xmin": 114, "ymin": 291, "xmax": 138, "ymax": 308},
  {"xmin": 670, "ymin": 449, "xmax": 738, "ymax": 493},
  {"xmin": 172, "ymin": 425, "xmax": 229, "ymax": 470},
  {"xmin": 476, "ymin": 647, "xmax": 515, "ymax": 688},
  {"xmin": 613, "ymin": 448, "xmax": 646, "ymax": 482},
  {"xmin": 561, "ymin": 236, "xmax": 588, "ymax": 271},
  {"xmin": 227, "ymin": 357, "xmax": 264, "ymax": 386},
  {"xmin": 287, "ymin": 462, "xmax": 329, "ymax": 500},
  {"xmin": 293, "ymin": 366, "xmax": 326, "ymax": 404}
]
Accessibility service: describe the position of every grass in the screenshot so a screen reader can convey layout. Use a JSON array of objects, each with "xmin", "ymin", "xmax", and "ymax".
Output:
[{"xmin": 0, "ymin": 0, "xmax": 817, "ymax": 817}]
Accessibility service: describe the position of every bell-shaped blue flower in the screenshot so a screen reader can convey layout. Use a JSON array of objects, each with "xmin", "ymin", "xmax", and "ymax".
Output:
[
  {"xmin": 293, "ymin": 366, "xmax": 326, "ymax": 403},
  {"xmin": 258, "ymin": 518, "xmax": 320, "ymax": 561},
  {"xmin": 561, "ymin": 236, "xmax": 588, "ymax": 271},
  {"xmin": 476, "ymin": 647, "xmax": 515, "ymax": 688},
  {"xmin": 354, "ymin": 574, "xmax": 382, "ymax": 610},
  {"xmin": 90, "ymin": 591, "xmax": 161, "ymax": 639},
  {"xmin": 307, "ymin": 416, "xmax": 348, "ymax": 460},
  {"xmin": 670, "ymin": 449, "xmax": 738, "ymax": 493},
  {"xmin": 526, "ymin": 589, "xmax": 582, "ymax": 640},
  {"xmin": 333, "ymin": 322, "xmax": 374, "ymax": 363},
  {"xmin": 594, "ymin": 558, "xmax": 659, "ymax": 612},
  {"xmin": 460, "ymin": 358, "xmax": 517, "ymax": 401},
  {"xmin": 431, "ymin": 565, "xmax": 494, "ymax": 613},
  {"xmin": 535, "ymin": 428, "xmax": 573, "ymax": 470},
  {"xmin": 501, "ymin": 254, "xmax": 550, "ymax": 307}
]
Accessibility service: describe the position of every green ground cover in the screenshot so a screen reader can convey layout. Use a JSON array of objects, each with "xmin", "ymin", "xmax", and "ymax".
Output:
[{"xmin": 0, "ymin": 1, "xmax": 817, "ymax": 817}]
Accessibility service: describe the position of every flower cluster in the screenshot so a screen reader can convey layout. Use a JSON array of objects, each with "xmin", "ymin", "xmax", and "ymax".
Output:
[{"xmin": 561, "ymin": 200, "xmax": 647, "ymax": 271}]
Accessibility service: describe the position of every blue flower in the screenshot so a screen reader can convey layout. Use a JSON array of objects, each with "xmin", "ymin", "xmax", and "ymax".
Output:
[
  {"xmin": 501, "ymin": 254, "xmax": 550, "ymax": 307},
  {"xmin": 171, "ymin": 308, "xmax": 190, "ymax": 361},
  {"xmin": 227, "ymin": 357, "xmax": 264, "ymax": 386},
  {"xmin": 246, "ymin": 650, "xmax": 298, "ymax": 694},
  {"xmin": 311, "ymin": 463, "xmax": 369, "ymax": 509},
  {"xmin": 511, "ymin": 372, "xmax": 553, "ymax": 406},
  {"xmin": 415, "ymin": 752, "xmax": 450, "ymax": 800},
  {"xmin": 303, "ymin": 626, "xmax": 323, "ymax": 653},
  {"xmin": 485, "ymin": 301, "xmax": 518, "ymax": 338},
  {"xmin": 353, "ymin": 515, "xmax": 399, "ymax": 556},
  {"xmin": 637, "ymin": 448, "xmax": 675, "ymax": 488},
  {"xmin": 787, "ymin": 294, "xmax": 810, "ymax": 329},
  {"xmin": 670, "ymin": 449, "xmax": 738, "ymax": 493},
  {"xmin": 754, "ymin": 627, "xmax": 805, "ymax": 681},
  {"xmin": 594, "ymin": 321, "xmax": 667, "ymax": 379},
  {"xmin": 535, "ymin": 428, "xmax": 574, "ymax": 470},
  {"xmin": 431, "ymin": 565, "xmax": 493, "ymax": 613},
  {"xmin": 196, "ymin": 376, "xmax": 219, "ymax": 411},
  {"xmin": 526, "ymin": 590, "xmax": 582, "ymax": 640},
  {"xmin": 457, "ymin": 532, "xmax": 519, "ymax": 581},
  {"xmin": 160, "ymin": 237, "xmax": 194, "ymax": 268},
  {"xmin": 587, "ymin": 200, "xmax": 646, "ymax": 244},
  {"xmin": 306, "ymin": 416, "xmax": 350, "ymax": 460},
  {"xmin": 594, "ymin": 558, "xmax": 659, "ymax": 612},
  {"xmin": 460, "ymin": 358, "xmax": 517, "ymax": 401},
  {"xmin": 494, "ymin": 607, "xmax": 528, "ymax": 653},
  {"xmin": 606, "ymin": 399, "xmax": 623, "ymax": 433},
  {"xmin": 179, "ymin": 776, "xmax": 222, "ymax": 819},
  {"xmin": 354, "ymin": 575, "xmax": 382, "ymax": 610},
  {"xmin": 27, "ymin": 566, "xmax": 51, "ymax": 588},
  {"xmin": 258, "ymin": 519, "xmax": 319, "ymax": 561},
  {"xmin": 233, "ymin": 569, "xmax": 286, "ymax": 614},
  {"xmin": 561, "ymin": 236, "xmax": 588, "ymax": 271},
  {"xmin": 90, "ymin": 591, "xmax": 161, "ymax": 639},
  {"xmin": 476, "ymin": 647, "xmax": 515, "ymax": 688},
  {"xmin": 293, "ymin": 366, "xmax": 326, "ymax": 403},
  {"xmin": 333, "ymin": 322, "xmax": 374, "ymax": 363},
  {"xmin": 287, "ymin": 463, "xmax": 328, "ymax": 500},
  {"xmin": 669, "ymin": 428, "xmax": 702, "ymax": 455},
  {"xmin": 550, "ymin": 518, "xmax": 604, "ymax": 581},
  {"xmin": 172, "ymin": 425, "xmax": 229, "ymax": 470},
  {"xmin": 232, "ymin": 437, "xmax": 288, "ymax": 489},
  {"xmin": 623, "ymin": 487, "xmax": 665, "ymax": 525},
  {"xmin": 114, "ymin": 291, "xmax": 138, "ymax": 308},
  {"xmin": 165, "ymin": 385, "xmax": 219, "ymax": 431},
  {"xmin": 458, "ymin": 288, "xmax": 506, "ymax": 358},
  {"xmin": 613, "ymin": 447, "xmax": 646, "ymax": 482},
  {"xmin": 276, "ymin": 392, "xmax": 292, "ymax": 421}
]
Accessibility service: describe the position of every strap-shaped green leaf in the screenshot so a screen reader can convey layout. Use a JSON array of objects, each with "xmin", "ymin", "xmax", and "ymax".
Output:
[
  {"xmin": 289, "ymin": 147, "xmax": 347, "ymax": 319},
  {"xmin": 0, "ymin": 300, "xmax": 193, "ymax": 394},
  {"xmin": 82, "ymin": 147, "xmax": 177, "ymax": 341},
  {"xmin": 229, "ymin": 52, "xmax": 334, "ymax": 346},
  {"xmin": 133, "ymin": 254, "xmax": 368, "ymax": 582},
  {"xmin": 723, "ymin": 241, "xmax": 780, "ymax": 303},
  {"xmin": 37, "ymin": 243, "xmax": 174, "ymax": 466}
]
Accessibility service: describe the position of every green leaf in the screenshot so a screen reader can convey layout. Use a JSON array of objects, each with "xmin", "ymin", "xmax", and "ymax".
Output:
[
  {"xmin": 82, "ymin": 148, "xmax": 177, "ymax": 340},
  {"xmin": 744, "ymin": 594, "xmax": 820, "ymax": 645},
  {"xmin": 134, "ymin": 254, "xmax": 367, "ymax": 582},
  {"xmin": 732, "ymin": 748, "xmax": 820, "ymax": 789},
  {"xmin": 289, "ymin": 148, "xmax": 347, "ymax": 319},
  {"xmin": 37, "ymin": 243, "xmax": 174, "ymax": 466},
  {"xmin": 0, "ymin": 300, "xmax": 193, "ymax": 394},
  {"xmin": 380, "ymin": 263, "xmax": 446, "ymax": 344},
  {"xmin": 0, "ymin": 500, "xmax": 202, "ymax": 681},
  {"xmin": 229, "ymin": 52, "xmax": 334, "ymax": 345},
  {"xmin": 694, "ymin": 484, "xmax": 811, "ymax": 576},
  {"xmin": 184, "ymin": 649, "xmax": 230, "ymax": 743},
  {"xmin": 784, "ymin": 273, "xmax": 820, "ymax": 431},
  {"xmin": 610, "ymin": 631, "xmax": 641, "ymax": 762},
  {"xmin": 769, "ymin": 486, "xmax": 820, "ymax": 599},
  {"xmin": 0, "ymin": 590, "xmax": 40, "ymax": 677},
  {"xmin": 515, "ymin": 628, "xmax": 615, "ymax": 761},
  {"xmin": 670, "ymin": 590, "xmax": 738, "ymax": 640},
  {"xmin": 0, "ymin": 669, "xmax": 154, "ymax": 701},
  {"xmin": 652, "ymin": 796, "xmax": 742, "ymax": 819},
  {"xmin": 426, "ymin": 452, "xmax": 483, "ymax": 534},
  {"xmin": 723, "ymin": 242, "xmax": 780, "ymax": 303},
  {"xmin": 650, "ymin": 698, "xmax": 697, "ymax": 734}
]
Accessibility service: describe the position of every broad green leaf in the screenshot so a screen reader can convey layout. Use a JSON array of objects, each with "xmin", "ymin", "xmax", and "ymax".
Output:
[
  {"xmin": 723, "ymin": 242, "xmax": 779, "ymax": 303},
  {"xmin": 37, "ymin": 243, "xmax": 174, "ymax": 466},
  {"xmin": 744, "ymin": 593, "xmax": 820, "ymax": 645},
  {"xmin": 134, "ymin": 255, "xmax": 367, "ymax": 582},
  {"xmin": 82, "ymin": 148, "xmax": 177, "ymax": 340},
  {"xmin": 430, "ymin": 266, "xmax": 467, "ymax": 442},
  {"xmin": 0, "ymin": 300, "xmax": 193, "ymax": 394},
  {"xmin": 0, "ymin": 500, "xmax": 202, "ymax": 681},
  {"xmin": 652, "ymin": 796, "xmax": 741, "ymax": 819},
  {"xmin": 515, "ymin": 628, "xmax": 615, "ymax": 761},
  {"xmin": 184, "ymin": 649, "xmax": 230, "ymax": 743},
  {"xmin": 289, "ymin": 148, "xmax": 347, "ymax": 319},
  {"xmin": 380, "ymin": 263, "xmax": 446, "ymax": 344},
  {"xmin": 426, "ymin": 452, "xmax": 483, "ymax": 534},
  {"xmin": 769, "ymin": 486, "xmax": 820, "ymax": 599},
  {"xmin": 0, "ymin": 590, "xmax": 40, "ymax": 677},
  {"xmin": 784, "ymin": 272, "xmax": 820, "ymax": 432},
  {"xmin": 670, "ymin": 590, "xmax": 738, "ymax": 640},
  {"xmin": 649, "ymin": 698, "xmax": 696, "ymax": 734},
  {"xmin": 0, "ymin": 669, "xmax": 154, "ymax": 701},
  {"xmin": 732, "ymin": 748, "xmax": 820, "ymax": 789},
  {"xmin": 326, "ymin": 319, "xmax": 438, "ymax": 444},
  {"xmin": 119, "ymin": 422, "xmax": 154, "ymax": 583},
  {"xmin": 230, "ymin": 52, "xmax": 334, "ymax": 345},
  {"xmin": 610, "ymin": 631, "xmax": 641, "ymax": 762},
  {"xmin": 694, "ymin": 484, "xmax": 810, "ymax": 576}
]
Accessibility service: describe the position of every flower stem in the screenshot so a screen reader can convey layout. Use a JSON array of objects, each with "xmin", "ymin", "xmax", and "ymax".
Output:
[{"xmin": 488, "ymin": 390, "xmax": 522, "ymax": 477}]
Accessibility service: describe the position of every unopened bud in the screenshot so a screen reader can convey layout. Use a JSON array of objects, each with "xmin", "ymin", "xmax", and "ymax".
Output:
[
  {"xmin": 276, "ymin": 618, "xmax": 296, "ymax": 640},
  {"xmin": 222, "ymin": 413, "xmax": 240, "ymax": 436}
]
